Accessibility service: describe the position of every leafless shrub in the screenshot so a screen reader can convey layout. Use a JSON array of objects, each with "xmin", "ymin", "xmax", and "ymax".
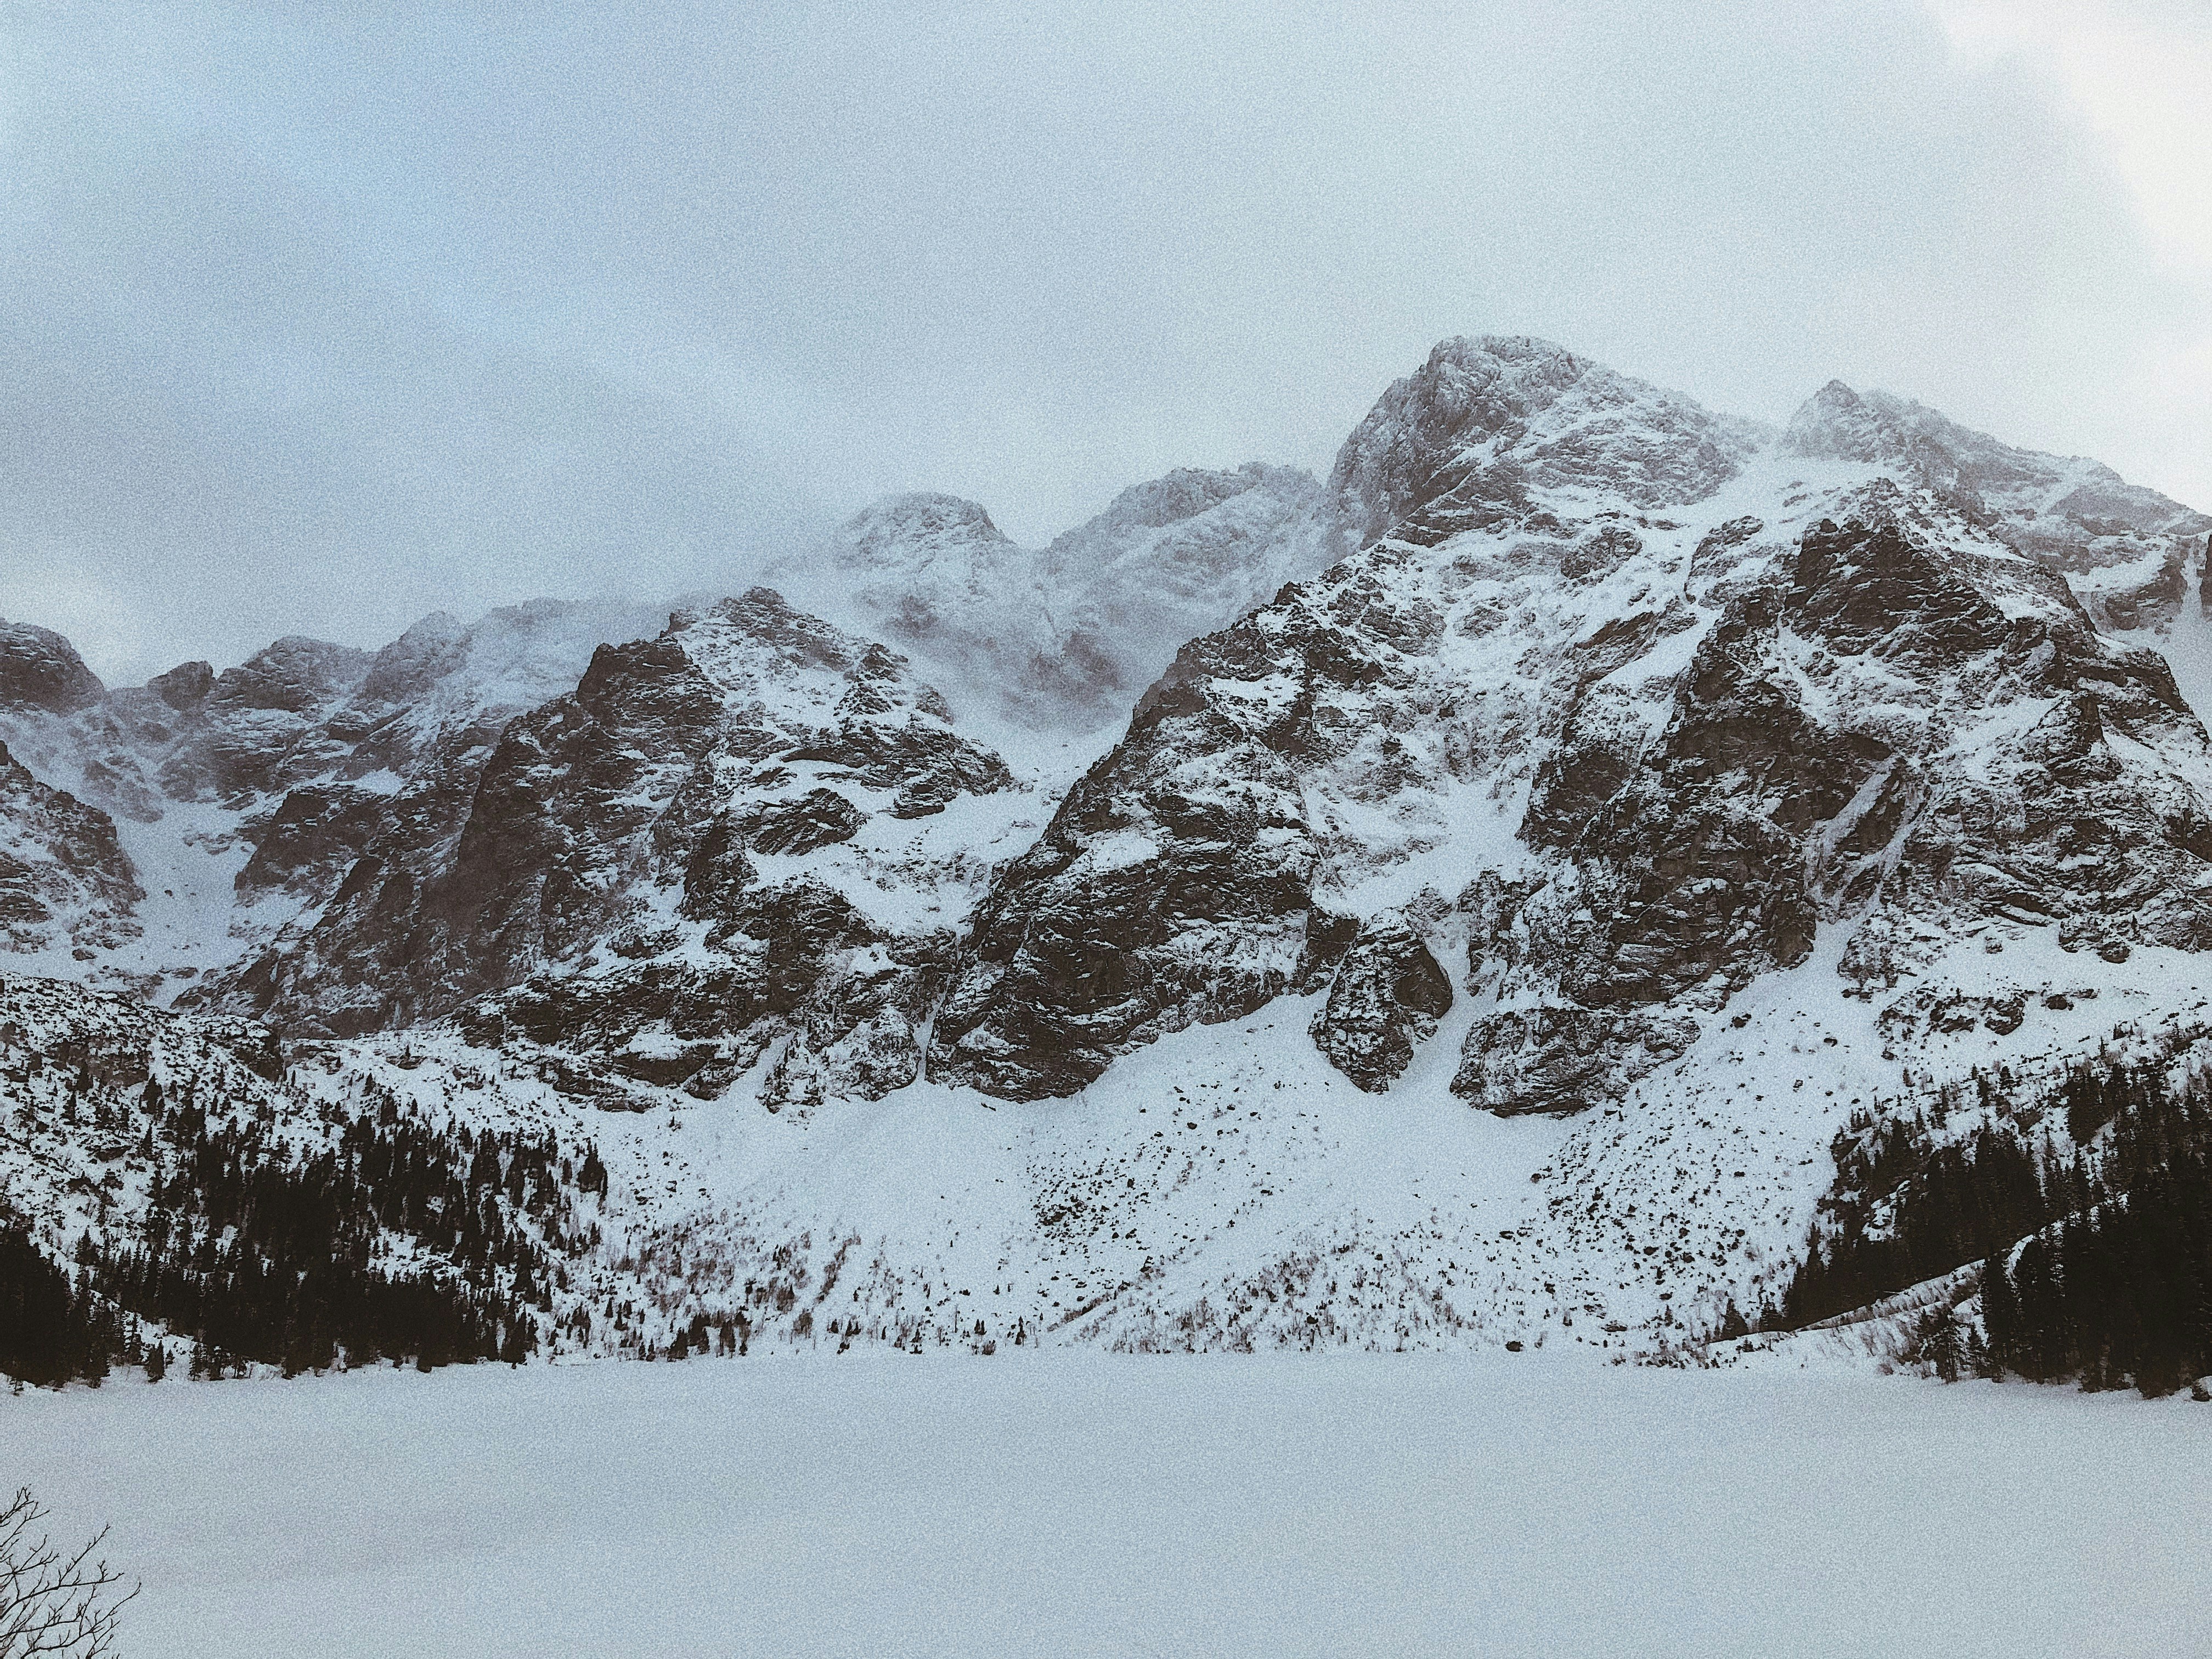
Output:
[{"xmin": 0, "ymin": 1488, "xmax": 137, "ymax": 1658}]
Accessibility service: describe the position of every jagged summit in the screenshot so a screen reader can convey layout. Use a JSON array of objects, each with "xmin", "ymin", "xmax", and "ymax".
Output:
[
  {"xmin": 929, "ymin": 338, "xmax": 2212, "ymax": 1107},
  {"xmin": 775, "ymin": 467, "xmax": 1348, "ymax": 732},
  {"xmin": 0, "ymin": 618, "xmax": 105, "ymax": 715},
  {"xmin": 1782, "ymin": 376, "xmax": 2210, "ymax": 628},
  {"xmin": 1329, "ymin": 334, "xmax": 1764, "ymax": 543},
  {"xmin": 1045, "ymin": 462, "xmax": 1302, "ymax": 558},
  {"xmin": 827, "ymin": 492, "xmax": 1016, "ymax": 566}
]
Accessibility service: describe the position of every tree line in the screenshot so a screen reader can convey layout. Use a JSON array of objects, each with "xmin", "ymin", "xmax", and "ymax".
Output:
[
  {"xmin": 3, "ymin": 1069, "xmax": 607, "ymax": 1386},
  {"xmin": 1769, "ymin": 1043, "xmax": 2212, "ymax": 1395}
]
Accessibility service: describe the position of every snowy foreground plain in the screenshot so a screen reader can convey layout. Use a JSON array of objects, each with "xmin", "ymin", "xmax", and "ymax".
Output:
[{"xmin": 8, "ymin": 1358, "xmax": 2211, "ymax": 1658}]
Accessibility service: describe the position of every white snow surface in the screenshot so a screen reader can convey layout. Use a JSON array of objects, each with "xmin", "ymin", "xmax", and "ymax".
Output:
[
  {"xmin": 246, "ymin": 923, "xmax": 2212, "ymax": 1364},
  {"xmin": 7, "ymin": 1356, "xmax": 2209, "ymax": 1659}
]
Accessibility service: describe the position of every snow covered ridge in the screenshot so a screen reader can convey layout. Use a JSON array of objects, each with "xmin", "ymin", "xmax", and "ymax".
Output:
[
  {"xmin": 932, "ymin": 345, "xmax": 2212, "ymax": 1115},
  {"xmin": 4, "ymin": 331, "xmax": 2212, "ymax": 1373},
  {"xmin": 768, "ymin": 461, "xmax": 1351, "ymax": 733},
  {"xmin": 0, "ymin": 596, "xmax": 676, "ymax": 994}
]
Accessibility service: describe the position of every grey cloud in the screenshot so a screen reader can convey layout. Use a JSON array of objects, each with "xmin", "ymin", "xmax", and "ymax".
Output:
[{"xmin": 0, "ymin": 0, "xmax": 2201, "ymax": 681}]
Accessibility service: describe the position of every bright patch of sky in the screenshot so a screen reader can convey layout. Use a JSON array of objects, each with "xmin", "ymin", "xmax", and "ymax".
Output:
[{"xmin": 1932, "ymin": 0, "xmax": 2212, "ymax": 523}]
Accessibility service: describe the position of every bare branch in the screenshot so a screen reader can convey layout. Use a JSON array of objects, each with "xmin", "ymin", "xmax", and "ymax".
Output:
[{"xmin": 0, "ymin": 1489, "xmax": 138, "ymax": 1659}]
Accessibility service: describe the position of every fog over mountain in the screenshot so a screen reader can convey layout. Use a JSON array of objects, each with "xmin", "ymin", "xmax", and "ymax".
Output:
[{"xmin": 2, "ymin": 1, "xmax": 2206, "ymax": 682}]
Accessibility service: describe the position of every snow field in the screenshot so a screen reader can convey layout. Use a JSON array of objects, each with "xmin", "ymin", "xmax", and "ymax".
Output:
[{"xmin": 7, "ymin": 1357, "xmax": 2210, "ymax": 1658}]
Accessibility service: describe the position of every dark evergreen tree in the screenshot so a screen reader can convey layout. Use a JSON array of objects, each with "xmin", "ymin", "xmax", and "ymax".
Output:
[{"xmin": 0, "ymin": 1226, "xmax": 122, "ymax": 1387}]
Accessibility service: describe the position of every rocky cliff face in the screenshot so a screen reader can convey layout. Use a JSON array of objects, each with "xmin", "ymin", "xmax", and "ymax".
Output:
[
  {"xmin": 228, "ymin": 589, "xmax": 1022, "ymax": 1109},
  {"xmin": 10, "ymin": 331, "xmax": 2212, "ymax": 1367},
  {"xmin": 1330, "ymin": 336, "xmax": 1767, "ymax": 542},
  {"xmin": 0, "ymin": 621, "xmax": 105, "ymax": 716},
  {"xmin": 931, "ymin": 336, "xmax": 2212, "ymax": 1111},
  {"xmin": 0, "ymin": 740, "xmax": 142, "ymax": 958}
]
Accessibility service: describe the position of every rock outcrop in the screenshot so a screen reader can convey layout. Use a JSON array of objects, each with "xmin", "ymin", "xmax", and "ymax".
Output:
[
  {"xmin": 0, "ymin": 622, "xmax": 104, "ymax": 716},
  {"xmin": 229, "ymin": 589, "xmax": 1014, "ymax": 1108},
  {"xmin": 1310, "ymin": 922, "xmax": 1454, "ymax": 1091},
  {"xmin": 0, "ymin": 740, "xmax": 141, "ymax": 956},
  {"xmin": 932, "ymin": 338, "xmax": 2212, "ymax": 1110}
]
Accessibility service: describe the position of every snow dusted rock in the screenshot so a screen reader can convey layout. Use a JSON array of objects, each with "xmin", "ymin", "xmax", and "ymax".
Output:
[
  {"xmin": 1783, "ymin": 380, "xmax": 2211, "ymax": 632},
  {"xmin": 933, "ymin": 336, "xmax": 2212, "ymax": 1113},
  {"xmin": 771, "ymin": 493, "xmax": 1073, "ymax": 720},
  {"xmin": 1040, "ymin": 462, "xmax": 1349, "ymax": 704},
  {"xmin": 0, "ymin": 620, "xmax": 105, "ymax": 716},
  {"xmin": 1456, "ymin": 479, "xmax": 2212, "ymax": 1109},
  {"xmin": 0, "ymin": 596, "xmax": 677, "ymax": 985},
  {"xmin": 232, "ymin": 589, "xmax": 1014, "ymax": 1108},
  {"xmin": 1331, "ymin": 335, "xmax": 1765, "ymax": 541},
  {"xmin": 734, "ymin": 787, "xmax": 868, "ymax": 856},
  {"xmin": 1308, "ymin": 920, "xmax": 1453, "ymax": 1091},
  {"xmin": 10, "ymin": 327, "xmax": 2212, "ymax": 1369},
  {"xmin": 933, "ymin": 336, "xmax": 1761, "ymax": 1099},
  {"xmin": 0, "ymin": 742, "xmax": 142, "ymax": 956}
]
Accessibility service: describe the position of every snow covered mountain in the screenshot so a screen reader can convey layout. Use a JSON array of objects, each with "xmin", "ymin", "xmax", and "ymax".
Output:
[
  {"xmin": 230, "ymin": 589, "xmax": 1028, "ymax": 1114},
  {"xmin": 5, "ymin": 332, "xmax": 2211, "ymax": 1380},
  {"xmin": 934, "ymin": 338, "xmax": 2212, "ymax": 1111},
  {"xmin": 0, "ymin": 597, "xmax": 676, "ymax": 995},
  {"xmin": 766, "ymin": 462, "xmax": 1349, "ymax": 733}
]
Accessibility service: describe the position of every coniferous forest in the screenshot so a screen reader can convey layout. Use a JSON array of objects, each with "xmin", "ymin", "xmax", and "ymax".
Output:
[
  {"xmin": 0, "ymin": 1222, "xmax": 127, "ymax": 1386},
  {"xmin": 1774, "ymin": 1044, "xmax": 2212, "ymax": 1396},
  {"xmin": 1, "ymin": 1054, "xmax": 605, "ymax": 1386}
]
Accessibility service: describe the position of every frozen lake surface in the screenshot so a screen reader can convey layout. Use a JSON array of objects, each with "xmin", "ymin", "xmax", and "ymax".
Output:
[{"xmin": 7, "ymin": 1356, "xmax": 2209, "ymax": 1657}]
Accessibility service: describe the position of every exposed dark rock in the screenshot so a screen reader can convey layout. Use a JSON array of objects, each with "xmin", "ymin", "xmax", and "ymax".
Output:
[
  {"xmin": 1293, "ymin": 907, "xmax": 1361, "ymax": 993},
  {"xmin": 1786, "ymin": 379, "xmax": 2211, "ymax": 631},
  {"xmin": 1453, "ymin": 1005, "xmax": 1699, "ymax": 1115},
  {"xmin": 146, "ymin": 661, "xmax": 214, "ymax": 710},
  {"xmin": 737, "ymin": 789, "xmax": 868, "ymax": 856},
  {"xmin": 234, "ymin": 785, "xmax": 396, "ymax": 897},
  {"xmin": 219, "ymin": 592, "xmax": 1005, "ymax": 1098},
  {"xmin": 679, "ymin": 811, "xmax": 758, "ymax": 922},
  {"xmin": 0, "ymin": 622, "xmax": 104, "ymax": 715},
  {"xmin": 1309, "ymin": 923, "xmax": 1453, "ymax": 1091},
  {"xmin": 209, "ymin": 636, "xmax": 373, "ymax": 715},
  {"xmin": 0, "ymin": 740, "xmax": 141, "ymax": 951}
]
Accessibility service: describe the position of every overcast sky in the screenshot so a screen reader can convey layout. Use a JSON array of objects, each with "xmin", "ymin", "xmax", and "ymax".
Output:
[{"xmin": 2, "ymin": 1, "xmax": 2207, "ymax": 682}]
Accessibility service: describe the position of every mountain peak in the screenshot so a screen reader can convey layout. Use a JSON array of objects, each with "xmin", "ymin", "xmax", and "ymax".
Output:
[
  {"xmin": 1330, "ymin": 334, "xmax": 1756, "ymax": 541},
  {"xmin": 0, "ymin": 618, "xmax": 104, "ymax": 715},
  {"xmin": 1782, "ymin": 380, "xmax": 1944, "ymax": 465},
  {"xmin": 1046, "ymin": 462, "xmax": 1292, "ymax": 554},
  {"xmin": 830, "ymin": 493, "xmax": 1012, "ymax": 564}
]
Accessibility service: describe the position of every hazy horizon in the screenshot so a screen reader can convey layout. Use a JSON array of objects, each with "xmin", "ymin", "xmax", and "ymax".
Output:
[{"xmin": 4, "ymin": 1, "xmax": 2206, "ymax": 683}]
